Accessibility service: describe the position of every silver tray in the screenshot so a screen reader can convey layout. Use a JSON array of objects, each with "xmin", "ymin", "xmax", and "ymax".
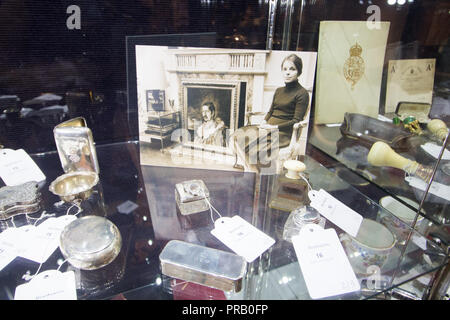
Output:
[{"xmin": 159, "ymin": 240, "xmax": 247, "ymax": 292}]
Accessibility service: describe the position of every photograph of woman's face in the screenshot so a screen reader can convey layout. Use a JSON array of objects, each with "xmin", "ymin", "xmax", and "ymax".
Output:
[{"xmin": 282, "ymin": 60, "xmax": 299, "ymax": 84}]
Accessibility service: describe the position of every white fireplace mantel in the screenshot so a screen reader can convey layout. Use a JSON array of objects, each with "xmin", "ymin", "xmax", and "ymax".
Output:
[{"xmin": 166, "ymin": 49, "xmax": 270, "ymax": 75}]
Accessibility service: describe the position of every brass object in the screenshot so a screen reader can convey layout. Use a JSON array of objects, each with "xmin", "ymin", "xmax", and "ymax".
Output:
[
  {"xmin": 367, "ymin": 141, "xmax": 433, "ymax": 183},
  {"xmin": 159, "ymin": 240, "xmax": 247, "ymax": 292},
  {"xmin": 403, "ymin": 116, "xmax": 423, "ymax": 135},
  {"xmin": 59, "ymin": 215, "xmax": 122, "ymax": 270},
  {"xmin": 427, "ymin": 119, "xmax": 448, "ymax": 142},
  {"xmin": 54, "ymin": 117, "xmax": 99, "ymax": 174},
  {"xmin": 49, "ymin": 171, "xmax": 99, "ymax": 202},
  {"xmin": 0, "ymin": 181, "xmax": 41, "ymax": 220}
]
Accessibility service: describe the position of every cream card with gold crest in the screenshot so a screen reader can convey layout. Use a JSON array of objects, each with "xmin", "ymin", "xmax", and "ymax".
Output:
[
  {"xmin": 314, "ymin": 21, "xmax": 390, "ymax": 124},
  {"xmin": 385, "ymin": 59, "xmax": 435, "ymax": 114}
]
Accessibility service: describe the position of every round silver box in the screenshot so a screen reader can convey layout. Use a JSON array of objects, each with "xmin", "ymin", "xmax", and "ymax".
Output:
[{"xmin": 59, "ymin": 215, "xmax": 122, "ymax": 270}]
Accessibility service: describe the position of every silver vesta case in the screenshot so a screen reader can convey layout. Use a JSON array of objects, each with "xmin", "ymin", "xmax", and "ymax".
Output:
[
  {"xmin": 175, "ymin": 180, "xmax": 210, "ymax": 215},
  {"xmin": 159, "ymin": 240, "xmax": 247, "ymax": 292},
  {"xmin": 54, "ymin": 117, "xmax": 99, "ymax": 174}
]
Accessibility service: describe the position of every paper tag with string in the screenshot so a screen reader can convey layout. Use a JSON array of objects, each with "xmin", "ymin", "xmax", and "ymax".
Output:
[
  {"xmin": 14, "ymin": 270, "xmax": 77, "ymax": 300},
  {"xmin": 308, "ymin": 189, "xmax": 363, "ymax": 237},
  {"xmin": 19, "ymin": 215, "xmax": 77, "ymax": 264},
  {"xmin": 211, "ymin": 215, "xmax": 275, "ymax": 263},
  {"xmin": 0, "ymin": 228, "xmax": 19, "ymax": 271},
  {"xmin": 0, "ymin": 149, "xmax": 46, "ymax": 186},
  {"xmin": 292, "ymin": 224, "xmax": 360, "ymax": 299}
]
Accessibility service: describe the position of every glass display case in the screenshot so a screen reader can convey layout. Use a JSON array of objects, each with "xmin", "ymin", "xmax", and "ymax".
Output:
[{"xmin": 0, "ymin": 0, "xmax": 449, "ymax": 301}]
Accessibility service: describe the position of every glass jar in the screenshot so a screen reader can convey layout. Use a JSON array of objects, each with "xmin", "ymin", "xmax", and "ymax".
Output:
[{"xmin": 282, "ymin": 205, "xmax": 326, "ymax": 243}]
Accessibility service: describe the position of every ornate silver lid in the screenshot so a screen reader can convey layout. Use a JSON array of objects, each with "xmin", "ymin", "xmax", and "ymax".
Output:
[{"xmin": 0, "ymin": 181, "xmax": 41, "ymax": 220}]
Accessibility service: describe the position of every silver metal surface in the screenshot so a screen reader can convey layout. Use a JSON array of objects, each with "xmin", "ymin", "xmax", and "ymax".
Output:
[
  {"xmin": 54, "ymin": 117, "xmax": 99, "ymax": 174},
  {"xmin": 49, "ymin": 171, "xmax": 99, "ymax": 203},
  {"xmin": 159, "ymin": 240, "xmax": 247, "ymax": 292},
  {"xmin": 59, "ymin": 215, "xmax": 122, "ymax": 270},
  {"xmin": 175, "ymin": 180, "xmax": 210, "ymax": 215},
  {"xmin": 0, "ymin": 181, "xmax": 41, "ymax": 220}
]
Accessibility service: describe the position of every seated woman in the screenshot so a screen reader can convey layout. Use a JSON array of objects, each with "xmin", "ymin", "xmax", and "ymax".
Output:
[{"xmin": 231, "ymin": 54, "xmax": 310, "ymax": 169}]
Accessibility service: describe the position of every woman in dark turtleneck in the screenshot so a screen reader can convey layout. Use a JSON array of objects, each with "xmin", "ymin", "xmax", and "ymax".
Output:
[
  {"xmin": 259, "ymin": 54, "xmax": 309, "ymax": 147},
  {"xmin": 231, "ymin": 54, "xmax": 309, "ymax": 169}
]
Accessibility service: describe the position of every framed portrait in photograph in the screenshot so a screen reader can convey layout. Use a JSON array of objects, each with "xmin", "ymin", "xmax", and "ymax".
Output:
[{"xmin": 134, "ymin": 44, "xmax": 317, "ymax": 173}]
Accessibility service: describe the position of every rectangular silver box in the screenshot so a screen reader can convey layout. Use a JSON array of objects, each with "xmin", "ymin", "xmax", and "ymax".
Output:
[
  {"xmin": 175, "ymin": 180, "xmax": 210, "ymax": 215},
  {"xmin": 159, "ymin": 240, "xmax": 247, "ymax": 292},
  {"xmin": 54, "ymin": 117, "xmax": 99, "ymax": 174}
]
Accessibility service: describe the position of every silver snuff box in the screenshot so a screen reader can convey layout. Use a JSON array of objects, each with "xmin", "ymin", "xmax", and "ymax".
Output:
[
  {"xmin": 0, "ymin": 181, "xmax": 41, "ymax": 220},
  {"xmin": 59, "ymin": 215, "xmax": 122, "ymax": 270},
  {"xmin": 175, "ymin": 180, "xmax": 210, "ymax": 215},
  {"xmin": 159, "ymin": 240, "xmax": 247, "ymax": 292}
]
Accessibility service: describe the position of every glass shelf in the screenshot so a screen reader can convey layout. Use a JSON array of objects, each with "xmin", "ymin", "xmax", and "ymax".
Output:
[
  {"xmin": 1, "ymin": 141, "xmax": 446, "ymax": 300},
  {"xmin": 309, "ymin": 124, "xmax": 450, "ymax": 226}
]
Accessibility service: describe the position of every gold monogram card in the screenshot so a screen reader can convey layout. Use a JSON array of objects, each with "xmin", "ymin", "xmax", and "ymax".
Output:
[
  {"xmin": 314, "ymin": 21, "xmax": 390, "ymax": 124},
  {"xmin": 385, "ymin": 59, "xmax": 436, "ymax": 114}
]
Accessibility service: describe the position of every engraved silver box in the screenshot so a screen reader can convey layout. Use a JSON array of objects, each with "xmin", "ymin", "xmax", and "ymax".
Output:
[
  {"xmin": 54, "ymin": 117, "xmax": 99, "ymax": 174},
  {"xmin": 0, "ymin": 181, "xmax": 41, "ymax": 220},
  {"xmin": 159, "ymin": 240, "xmax": 247, "ymax": 292},
  {"xmin": 175, "ymin": 180, "xmax": 210, "ymax": 215}
]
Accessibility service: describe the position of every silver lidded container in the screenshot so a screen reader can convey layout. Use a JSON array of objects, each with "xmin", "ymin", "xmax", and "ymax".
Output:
[
  {"xmin": 283, "ymin": 205, "xmax": 326, "ymax": 243},
  {"xmin": 175, "ymin": 180, "xmax": 210, "ymax": 215},
  {"xmin": 159, "ymin": 240, "xmax": 247, "ymax": 292},
  {"xmin": 59, "ymin": 215, "xmax": 122, "ymax": 270}
]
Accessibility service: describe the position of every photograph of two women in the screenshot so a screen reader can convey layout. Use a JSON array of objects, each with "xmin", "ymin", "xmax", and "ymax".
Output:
[{"xmin": 136, "ymin": 46, "xmax": 317, "ymax": 175}]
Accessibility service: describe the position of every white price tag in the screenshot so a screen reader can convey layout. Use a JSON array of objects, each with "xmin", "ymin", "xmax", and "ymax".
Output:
[
  {"xmin": 308, "ymin": 189, "xmax": 363, "ymax": 237},
  {"xmin": 211, "ymin": 216, "xmax": 275, "ymax": 263},
  {"xmin": 405, "ymin": 176, "xmax": 450, "ymax": 200},
  {"xmin": 14, "ymin": 270, "xmax": 77, "ymax": 300},
  {"xmin": 0, "ymin": 226, "xmax": 35, "ymax": 258},
  {"xmin": 19, "ymin": 215, "xmax": 77, "ymax": 264},
  {"xmin": 0, "ymin": 149, "xmax": 46, "ymax": 186},
  {"xmin": 292, "ymin": 225, "xmax": 360, "ymax": 299},
  {"xmin": 0, "ymin": 245, "xmax": 16, "ymax": 271}
]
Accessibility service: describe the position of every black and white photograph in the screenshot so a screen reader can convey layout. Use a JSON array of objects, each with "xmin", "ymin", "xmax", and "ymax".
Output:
[{"xmin": 136, "ymin": 46, "xmax": 317, "ymax": 173}]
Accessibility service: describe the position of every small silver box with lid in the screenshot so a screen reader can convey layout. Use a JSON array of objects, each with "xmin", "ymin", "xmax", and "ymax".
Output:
[{"xmin": 159, "ymin": 240, "xmax": 247, "ymax": 292}]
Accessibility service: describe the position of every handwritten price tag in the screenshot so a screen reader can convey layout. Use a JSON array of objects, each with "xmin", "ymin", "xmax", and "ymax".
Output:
[{"xmin": 0, "ymin": 149, "xmax": 45, "ymax": 186}]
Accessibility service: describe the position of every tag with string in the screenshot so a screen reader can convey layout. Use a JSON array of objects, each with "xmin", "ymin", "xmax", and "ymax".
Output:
[
  {"xmin": 211, "ymin": 216, "xmax": 275, "ymax": 263},
  {"xmin": 308, "ymin": 189, "xmax": 363, "ymax": 238},
  {"xmin": 0, "ymin": 149, "xmax": 46, "ymax": 186},
  {"xmin": 197, "ymin": 183, "xmax": 275, "ymax": 263},
  {"xmin": 14, "ymin": 270, "xmax": 77, "ymax": 300},
  {"xmin": 19, "ymin": 215, "xmax": 77, "ymax": 264},
  {"xmin": 0, "ymin": 228, "xmax": 20, "ymax": 271},
  {"xmin": 292, "ymin": 224, "xmax": 360, "ymax": 299}
]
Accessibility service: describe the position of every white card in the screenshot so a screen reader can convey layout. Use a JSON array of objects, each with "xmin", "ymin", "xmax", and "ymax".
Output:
[
  {"xmin": 211, "ymin": 216, "xmax": 275, "ymax": 263},
  {"xmin": 14, "ymin": 270, "xmax": 77, "ymax": 300},
  {"xmin": 308, "ymin": 189, "xmax": 363, "ymax": 237},
  {"xmin": 420, "ymin": 142, "xmax": 450, "ymax": 160},
  {"xmin": 292, "ymin": 225, "xmax": 360, "ymax": 299},
  {"xmin": 19, "ymin": 215, "xmax": 77, "ymax": 263},
  {"xmin": 0, "ymin": 246, "xmax": 16, "ymax": 271},
  {"xmin": 0, "ymin": 149, "xmax": 46, "ymax": 186},
  {"xmin": 405, "ymin": 176, "xmax": 450, "ymax": 200},
  {"xmin": 0, "ymin": 226, "xmax": 35, "ymax": 258}
]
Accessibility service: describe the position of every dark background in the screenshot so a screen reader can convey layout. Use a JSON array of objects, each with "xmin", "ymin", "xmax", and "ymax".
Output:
[{"xmin": 0, "ymin": 0, "xmax": 448, "ymax": 154}]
